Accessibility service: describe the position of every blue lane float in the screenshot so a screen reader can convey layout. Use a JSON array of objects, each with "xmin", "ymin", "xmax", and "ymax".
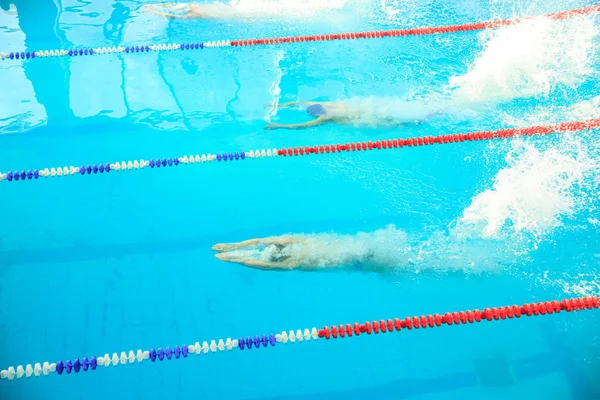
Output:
[
  {"xmin": 1, "ymin": 41, "xmax": 226, "ymax": 62},
  {"xmin": 0, "ymin": 149, "xmax": 270, "ymax": 184},
  {"xmin": 0, "ymin": 329, "xmax": 317, "ymax": 381}
]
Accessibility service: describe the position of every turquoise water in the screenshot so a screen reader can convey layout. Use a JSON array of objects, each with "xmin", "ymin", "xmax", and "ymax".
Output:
[{"xmin": 0, "ymin": 0, "xmax": 599, "ymax": 398}]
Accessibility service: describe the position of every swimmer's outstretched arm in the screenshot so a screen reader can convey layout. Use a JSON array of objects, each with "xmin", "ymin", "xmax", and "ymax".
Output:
[
  {"xmin": 215, "ymin": 253, "xmax": 297, "ymax": 270},
  {"xmin": 238, "ymin": 259, "xmax": 297, "ymax": 270},
  {"xmin": 212, "ymin": 236, "xmax": 301, "ymax": 252},
  {"xmin": 265, "ymin": 116, "xmax": 328, "ymax": 130},
  {"xmin": 144, "ymin": 4, "xmax": 193, "ymax": 19},
  {"xmin": 212, "ymin": 238, "xmax": 268, "ymax": 252},
  {"xmin": 278, "ymin": 101, "xmax": 319, "ymax": 109}
]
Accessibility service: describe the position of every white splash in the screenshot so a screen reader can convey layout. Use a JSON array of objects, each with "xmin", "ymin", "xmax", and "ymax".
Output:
[
  {"xmin": 458, "ymin": 142, "xmax": 594, "ymax": 238},
  {"xmin": 448, "ymin": 16, "xmax": 598, "ymax": 104}
]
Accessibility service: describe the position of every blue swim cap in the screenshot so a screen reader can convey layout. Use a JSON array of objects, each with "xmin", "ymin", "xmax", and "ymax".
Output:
[{"xmin": 306, "ymin": 104, "xmax": 326, "ymax": 117}]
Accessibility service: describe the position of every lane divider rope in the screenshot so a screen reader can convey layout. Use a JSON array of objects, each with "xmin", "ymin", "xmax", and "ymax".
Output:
[
  {"xmin": 1, "ymin": 5, "xmax": 598, "ymax": 61},
  {"xmin": 274, "ymin": 119, "xmax": 599, "ymax": 157},
  {"xmin": 1, "ymin": 296, "xmax": 597, "ymax": 381},
  {"xmin": 1, "ymin": 118, "xmax": 598, "ymax": 185}
]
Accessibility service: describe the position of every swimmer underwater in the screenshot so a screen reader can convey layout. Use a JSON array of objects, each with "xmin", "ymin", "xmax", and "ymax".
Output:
[
  {"xmin": 265, "ymin": 98, "xmax": 448, "ymax": 130},
  {"xmin": 144, "ymin": 2, "xmax": 237, "ymax": 19},
  {"xmin": 145, "ymin": 1, "xmax": 347, "ymax": 20},
  {"xmin": 212, "ymin": 232, "xmax": 387, "ymax": 271}
]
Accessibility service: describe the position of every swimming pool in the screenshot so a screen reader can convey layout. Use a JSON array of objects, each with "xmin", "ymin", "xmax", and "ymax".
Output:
[{"xmin": 0, "ymin": 0, "xmax": 599, "ymax": 398}]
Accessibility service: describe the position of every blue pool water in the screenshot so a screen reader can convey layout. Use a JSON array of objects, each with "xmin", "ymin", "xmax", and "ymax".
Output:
[{"xmin": 0, "ymin": 0, "xmax": 599, "ymax": 398}]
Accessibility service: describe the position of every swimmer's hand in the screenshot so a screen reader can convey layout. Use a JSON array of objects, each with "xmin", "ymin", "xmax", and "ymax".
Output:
[
  {"xmin": 265, "ymin": 122, "xmax": 280, "ymax": 130},
  {"xmin": 212, "ymin": 243, "xmax": 234, "ymax": 252}
]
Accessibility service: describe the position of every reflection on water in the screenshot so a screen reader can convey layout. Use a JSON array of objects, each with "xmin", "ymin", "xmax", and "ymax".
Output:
[
  {"xmin": 103, "ymin": 2, "xmax": 130, "ymax": 42},
  {"xmin": 1, "ymin": 0, "xmax": 70, "ymax": 132}
]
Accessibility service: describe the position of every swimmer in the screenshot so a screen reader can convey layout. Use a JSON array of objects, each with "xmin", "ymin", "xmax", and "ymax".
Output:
[
  {"xmin": 144, "ymin": 3, "xmax": 235, "ymax": 20},
  {"xmin": 212, "ymin": 234, "xmax": 377, "ymax": 271},
  {"xmin": 265, "ymin": 98, "xmax": 444, "ymax": 130},
  {"xmin": 145, "ymin": 1, "xmax": 343, "ymax": 20}
]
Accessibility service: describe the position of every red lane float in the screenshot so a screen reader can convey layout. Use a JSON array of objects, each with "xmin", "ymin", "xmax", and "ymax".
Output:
[
  {"xmin": 230, "ymin": 5, "xmax": 600, "ymax": 48},
  {"xmin": 318, "ymin": 296, "xmax": 599, "ymax": 339},
  {"xmin": 277, "ymin": 118, "xmax": 600, "ymax": 157}
]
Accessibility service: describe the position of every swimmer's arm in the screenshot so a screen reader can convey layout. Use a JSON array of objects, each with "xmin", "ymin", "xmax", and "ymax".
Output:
[
  {"xmin": 215, "ymin": 252, "xmax": 298, "ymax": 270},
  {"xmin": 265, "ymin": 116, "xmax": 328, "ymax": 130},
  {"xmin": 213, "ymin": 237, "xmax": 282, "ymax": 251},
  {"xmin": 144, "ymin": 4, "xmax": 193, "ymax": 19},
  {"xmin": 231, "ymin": 238, "xmax": 264, "ymax": 248},
  {"xmin": 278, "ymin": 101, "xmax": 318, "ymax": 109},
  {"xmin": 237, "ymin": 236, "xmax": 301, "ymax": 247},
  {"xmin": 239, "ymin": 259, "xmax": 297, "ymax": 270}
]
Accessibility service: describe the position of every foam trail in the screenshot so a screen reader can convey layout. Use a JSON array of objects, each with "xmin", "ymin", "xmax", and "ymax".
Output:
[
  {"xmin": 295, "ymin": 225, "xmax": 412, "ymax": 269},
  {"xmin": 315, "ymin": 96, "xmax": 461, "ymax": 127},
  {"xmin": 448, "ymin": 16, "xmax": 599, "ymax": 105}
]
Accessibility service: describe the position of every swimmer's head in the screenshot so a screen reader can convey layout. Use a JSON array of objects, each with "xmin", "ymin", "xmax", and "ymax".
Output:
[{"xmin": 306, "ymin": 104, "xmax": 327, "ymax": 118}]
